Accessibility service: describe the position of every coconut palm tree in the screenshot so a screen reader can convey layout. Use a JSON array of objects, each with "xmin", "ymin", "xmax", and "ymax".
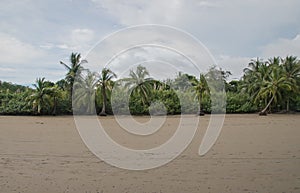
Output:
[
  {"xmin": 189, "ymin": 74, "xmax": 210, "ymax": 116},
  {"xmin": 60, "ymin": 53, "xmax": 87, "ymax": 96},
  {"xmin": 98, "ymin": 68, "xmax": 117, "ymax": 116},
  {"xmin": 47, "ymin": 85, "xmax": 61, "ymax": 116},
  {"xmin": 123, "ymin": 65, "xmax": 153, "ymax": 105},
  {"xmin": 242, "ymin": 58, "xmax": 269, "ymax": 106},
  {"xmin": 30, "ymin": 78, "xmax": 51, "ymax": 115},
  {"xmin": 73, "ymin": 70, "xmax": 99, "ymax": 115},
  {"xmin": 267, "ymin": 56, "xmax": 281, "ymax": 68},
  {"xmin": 256, "ymin": 64, "xmax": 292, "ymax": 115},
  {"xmin": 243, "ymin": 58, "xmax": 263, "ymax": 76},
  {"xmin": 281, "ymin": 56, "xmax": 300, "ymax": 111}
]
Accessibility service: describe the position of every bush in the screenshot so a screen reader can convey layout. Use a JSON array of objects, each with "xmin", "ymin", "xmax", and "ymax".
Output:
[{"xmin": 226, "ymin": 92, "xmax": 257, "ymax": 113}]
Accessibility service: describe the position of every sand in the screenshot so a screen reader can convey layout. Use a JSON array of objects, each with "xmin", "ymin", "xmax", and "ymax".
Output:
[{"xmin": 0, "ymin": 114, "xmax": 299, "ymax": 193}]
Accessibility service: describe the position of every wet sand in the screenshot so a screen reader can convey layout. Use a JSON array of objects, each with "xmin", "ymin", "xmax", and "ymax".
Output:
[{"xmin": 0, "ymin": 114, "xmax": 299, "ymax": 193}]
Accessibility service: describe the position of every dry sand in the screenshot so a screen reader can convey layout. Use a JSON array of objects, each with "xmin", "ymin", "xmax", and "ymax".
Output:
[{"xmin": 0, "ymin": 114, "xmax": 299, "ymax": 193}]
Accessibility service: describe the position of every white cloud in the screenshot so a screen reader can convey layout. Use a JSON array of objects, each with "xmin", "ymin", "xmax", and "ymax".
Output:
[
  {"xmin": 216, "ymin": 32, "xmax": 300, "ymax": 79},
  {"xmin": 55, "ymin": 28, "xmax": 96, "ymax": 54},
  {"xmin": 0, "ymin": 67, "xmax": 16, "ymax": 72},
  {"xmin": 216, "ymin": 55, "xmax": 252, "ymax": 80},
  {"xmin": 91, "ymin": 0, "xmax": 300, "ymax": 56},
  {"xmin": 84, "ymin": 25, "xmax": 215, "ymax": 79},
  {"xmin": 57, "ymin": 44, "xmax": 70, "ymax": 49},
  {"xmin": 0, "ymin": 32, "xmax": 64, "ymax": 84},
  {"xmin": 106, "ymin": 46, "xmax": 198, "ymax": 80},
  {"xmin": 71, "ymin": 28, "xmax": 95, "ymax": 45},
  {"xmin": 0, "ymin": 33, "xmax": 44, "ymax": 64},
  {"xmin": 91, "ymin": 0, "xmax": 300, "ymax": 29},
  {"xmin": 92, "ymin": 0, "xmax": 212, "ymax": 26},
  {"xmin": 39, "ymin": 43, "xmax": 55, "ymax": 49},
  {"xmin": 261, "ymin": 34, "xmax": 300, "ymax": 58}
]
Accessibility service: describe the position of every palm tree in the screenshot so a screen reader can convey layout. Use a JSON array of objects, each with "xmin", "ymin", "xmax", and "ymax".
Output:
[
  {"xmin": 47, "ymin": 85, "xmax": 61, "ymax": 116},
  {"xmin": 60, "ymin": 53, "xmax": 87, "ymax": 96},
  {"xmin": 267, "ymin": 56, "xmax": 281, "ymax": 68},
  {"xmin": 256, "ymin": 64, "xmax": 292, "ymax": 115},
  {"xmin": 123, "ymin": 65, "xmax": 153, "ymax": 105},
  {"xmin": 73, "ymin": 70, "xmax": 99, "ymax": 115},
  {"xmin": 30, "ymin": 78, "xmax": 51, "ymax": 115},
  {"xmin": 190, "ymin": 74, "xmax": 209, "ymax": 116},
  {"xmin": 243, "ymin": 58, "xmax": 263, "ymax": 76},
  {"xmin": 242, "ymin": 58, "xmax": 269, "ymax": 107},
  {"xmin": 98, "ymin": 68, "xmax": 117, "ymax": 116},
  {"xmin": 281, "ymin": 56, "xmax": 300, "ymax": 111}
]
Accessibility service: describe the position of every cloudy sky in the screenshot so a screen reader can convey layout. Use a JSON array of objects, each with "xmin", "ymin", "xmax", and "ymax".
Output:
[{"xmin": 1, "ymin": 0, "xmax": 300, "ymax": 85}]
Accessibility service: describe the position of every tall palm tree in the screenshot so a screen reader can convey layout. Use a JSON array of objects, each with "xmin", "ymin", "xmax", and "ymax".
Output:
[
  {"xmin": 281, "ymin": 56, "xmax": 300, "ymax": 111},
  {"xmin": 255, "ymin": 64, "xmax": 292, "ymax": 115},
  {"xmin": 30, "ymin": 78, "xmax": 51, "ymax": 115},
  {"xmin": 73, "ymin": 70, "xmax": 99, "ymax": 115},
  {"xmin": 99, "ymin": 68, "xmax": 117, "ymax": 116},
  {"xmin": 123, "ymin": 65, "xmax": 153, "ymax": 105},
  {"xmin": 190, "ymin": 74, "xmax": 210, "ymax": 116},
  {"xmin": 60, "ymin": 53, "xmax": 87, "ymax": 96},
  {"xmin": 242, "ymin": 58, "xmax": 269, "ymax": 106}
]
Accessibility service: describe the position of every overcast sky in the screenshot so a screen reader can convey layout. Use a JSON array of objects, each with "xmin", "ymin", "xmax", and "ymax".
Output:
[{"xmin": 1, "ymin": 0, "xmax": 300, "ymax": 85}]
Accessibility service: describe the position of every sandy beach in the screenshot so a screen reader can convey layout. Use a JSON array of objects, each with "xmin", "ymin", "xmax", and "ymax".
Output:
[{"xmin": 0, "ymin": 114, "xmax": 299, "ymax": 193}]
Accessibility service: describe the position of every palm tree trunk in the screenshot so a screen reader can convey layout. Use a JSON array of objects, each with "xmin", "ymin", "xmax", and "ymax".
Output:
[
  {"xmin": 198, "ymin": 96, "xmax": 204, "ymax": 116},
  {"xmin": 70, "ymin": 84, "xmax": 73, "ymax": 100},
  {"xmin": 99, "ymin": 85, "xmax": 107, "ymax": 116},
  {"xmin": 37, "ymin": 103, "xmax": 41, "ymax": 115},
  {"xmin": 286, "ymin": 98, "xmax": 290, "ymax": 112},
  {"xmin": 88, "ymin": 93, "xmax": 95, "ymax": 115},
  {"xmin": 259, "ymin": 95, "xmax": 274, "ymax": 116}
]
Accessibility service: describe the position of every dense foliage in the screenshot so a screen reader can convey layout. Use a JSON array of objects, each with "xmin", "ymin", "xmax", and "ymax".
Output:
[{"xmin": 1, "ymin": 53, "xmax": 299, "ymax": 116}]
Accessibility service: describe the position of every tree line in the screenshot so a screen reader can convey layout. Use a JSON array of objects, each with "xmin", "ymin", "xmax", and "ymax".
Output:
[{"xmin": 0, "ymin": 53, "xmax": 299, "ymax": 116}]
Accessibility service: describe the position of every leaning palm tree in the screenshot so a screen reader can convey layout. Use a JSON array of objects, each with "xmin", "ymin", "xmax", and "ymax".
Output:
[
  {"xmin": 190, "ymin": 74, "xmax": 210, "ymax": 116},
  {"xmin": 30, "ymin": 78, "xmax": 51, "ymax": 115},
  {"xmin": 60, "ymin": 53, "xmax": 87, "ymax": 96},
  {"xmin": 122, "ymin": 65, "xmax": 153, "ymax": 105},
  {"xmin": 98, "ymin": 68, "xmax": 117, "ymax": 116},
  {"xmin": 255, "ymin": 65, "xmax": 291, "ymax": 115},
  {"xmin": 73, "ymin": 70, "xmax": 99, "ymax": 115}
]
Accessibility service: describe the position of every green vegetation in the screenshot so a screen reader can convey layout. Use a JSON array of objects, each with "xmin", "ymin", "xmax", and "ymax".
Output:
[
  {"xmin": 98, "ymin": 68, "xmax": 117, "ymax": 116},
  {"xmin": 1, "ymin": 53, "xmax": 299, "ymax": 116},
  {"xmin": 241, "ymin": 56, "xmax": 300, "ymax": 115},
  {"xmin": 60, "ymin": 52, "xmax": 87, "ymax": 97}
]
